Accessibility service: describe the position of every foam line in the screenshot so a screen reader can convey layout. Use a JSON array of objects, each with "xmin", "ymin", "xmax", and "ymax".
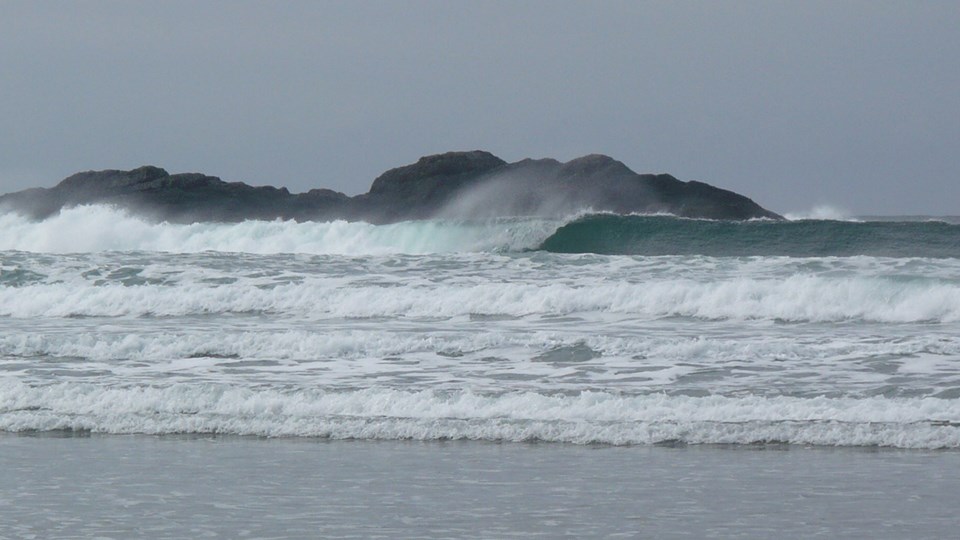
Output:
[
  {"xmin": 2, "ymin": 382, "xmax": 958, "ymax": 448},
  {"xmin": 2, "ymin": 274, "xmax": 959, "ymax": 322}
]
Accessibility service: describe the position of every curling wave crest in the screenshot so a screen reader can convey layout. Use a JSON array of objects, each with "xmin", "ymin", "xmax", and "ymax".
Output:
[
  {"xmin": 0, "ymin": 205, "xmax": 560, "ymax": 254},
  {"xmin": 3, "ymin": 204, "xmax": 960, "ymax": 257}
]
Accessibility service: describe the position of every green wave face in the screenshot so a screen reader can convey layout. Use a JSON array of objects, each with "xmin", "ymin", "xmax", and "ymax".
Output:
[{"xmin": 539, "ymin": 215, "xmax": 960, "ymax": 257}]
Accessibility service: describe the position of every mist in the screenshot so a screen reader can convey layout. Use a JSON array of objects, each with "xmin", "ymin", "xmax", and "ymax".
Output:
[{"xmin": 435, "ymin": 163, "xmax": 583, "ymax": 220}]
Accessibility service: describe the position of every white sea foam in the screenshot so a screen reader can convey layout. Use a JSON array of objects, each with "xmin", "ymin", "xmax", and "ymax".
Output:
[
  {"xmin": 4, "ymin": 328, "xmax": 957, "ymax": 397},
  {"xmin": 1, "ymin": 381, "xmax": 958, "ymax": 448},
  {"xmin": 2, "ymin": 273, "xmax": 959, "ymax": 322},
  {"xmin": 0, "ymin": 205, "xmax": 559, "ymax": 254},
  {"xmin": 4, "ymin": 229, "xmax": 959, "ymax": 450},
  {"xmin": 4, "ymin": 329, "xmax": 958, "ymax": 365}
]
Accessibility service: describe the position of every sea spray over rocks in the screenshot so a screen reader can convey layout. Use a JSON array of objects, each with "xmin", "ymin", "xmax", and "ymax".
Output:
[{"xmin": 0, "ymin": 151, "xmax": 782, "ymax": 222}]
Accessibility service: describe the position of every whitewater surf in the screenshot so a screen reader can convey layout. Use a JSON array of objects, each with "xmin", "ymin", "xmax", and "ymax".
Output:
[
  {"xmin": 2, "ymin": 204, "xmax": 959, "ymax": 257},
  {"xmin": 1, "ymin": 205, "xmax": 960, "ymax": 448}
]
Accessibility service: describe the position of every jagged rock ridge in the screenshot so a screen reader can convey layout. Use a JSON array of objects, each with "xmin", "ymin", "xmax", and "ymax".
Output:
[{"xmin": 0, "ymin": 151, "xmax": 782, "ymax": 222}]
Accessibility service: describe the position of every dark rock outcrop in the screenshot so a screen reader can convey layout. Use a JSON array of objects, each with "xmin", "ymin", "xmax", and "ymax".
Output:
[{"xmin": 0, "ymin": 151, "xmax": 782, "ymax": 222}]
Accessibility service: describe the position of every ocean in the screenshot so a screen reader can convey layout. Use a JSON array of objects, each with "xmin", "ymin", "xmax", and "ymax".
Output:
[{"xmin": 2, "ymin": 205, "xmax": 959, "ymax": 537}]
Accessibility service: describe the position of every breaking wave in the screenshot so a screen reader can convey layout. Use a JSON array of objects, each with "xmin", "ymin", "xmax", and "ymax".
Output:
[
  {"xmin": 2, "ymin": 273, "xmax": 959, "ymax": 323},
  {"xmin": 539, "ymin": 214, "xmax": 960, "ymax": 257},
  {"xmin": 0, "ymin": 205, "xmax": 558, "ymax": 255},
  {"xmin": 2, "ymin": 381, "xmax": 958, "ymax": 448},
  {"xmin": 2, "ymin": 204, "xmax": 959, "ymax": 257}
]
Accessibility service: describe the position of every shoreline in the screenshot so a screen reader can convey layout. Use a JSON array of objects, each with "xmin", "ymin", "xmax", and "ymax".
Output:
[
  {"xmin": 3, "ymin": 433, "xmax": 958, "ymax": 538},
  {"xmin": 7, "ymin": 429, "xmax": 960, "ymax": 452}
]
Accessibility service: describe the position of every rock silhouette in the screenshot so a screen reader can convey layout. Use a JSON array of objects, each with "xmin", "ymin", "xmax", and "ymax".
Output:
[{"xmin": 0, "ymin": 151, "xmax": 782, "ymax": 222}]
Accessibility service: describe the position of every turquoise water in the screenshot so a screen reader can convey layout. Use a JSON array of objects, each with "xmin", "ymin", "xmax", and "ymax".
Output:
[{"xmin": 540, "ymin": 215, "xmax": 960, "ymax": 257}]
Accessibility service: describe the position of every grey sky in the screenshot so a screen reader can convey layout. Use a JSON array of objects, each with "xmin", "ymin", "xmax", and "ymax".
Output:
[{"xmin": 2, "ymin": 1, "xmax": 958, "ymax": 215}]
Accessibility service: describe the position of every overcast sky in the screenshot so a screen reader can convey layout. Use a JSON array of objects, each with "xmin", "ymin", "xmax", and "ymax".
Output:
[{"xmin": 2, "ymin": 1, "xmax": 958, "ymax": 215}]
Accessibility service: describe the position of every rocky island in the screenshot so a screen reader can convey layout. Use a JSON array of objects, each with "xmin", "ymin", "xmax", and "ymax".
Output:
[{"xmin": 0, "ymin": 151, "xmax": 782, "ymax": 222}]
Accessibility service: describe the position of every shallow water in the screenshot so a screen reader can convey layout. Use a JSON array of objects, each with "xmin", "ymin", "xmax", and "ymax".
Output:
[{"xmin": 1, "ymin": 434, "xmax": 957, "ymax": 539}]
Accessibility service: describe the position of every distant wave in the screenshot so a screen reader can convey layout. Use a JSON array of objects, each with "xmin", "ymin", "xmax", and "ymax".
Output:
[
  {"xmin": 2, "ymin": 204, "xmax": 960, "ymax": 257},
  {"xmin": 783, "ymin": 204, "xmax": 858, "ymax": 221},
  {"xmin": 0, "ymin": 205, "xmax": 560, "ymax": 255},
  {"xmin": 2, "ymin": 381, "xmax": 958, "ymax": 448},
  {"xmin": 539, "ymin": 214, "xmax": 960, "ymax": 257}
]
